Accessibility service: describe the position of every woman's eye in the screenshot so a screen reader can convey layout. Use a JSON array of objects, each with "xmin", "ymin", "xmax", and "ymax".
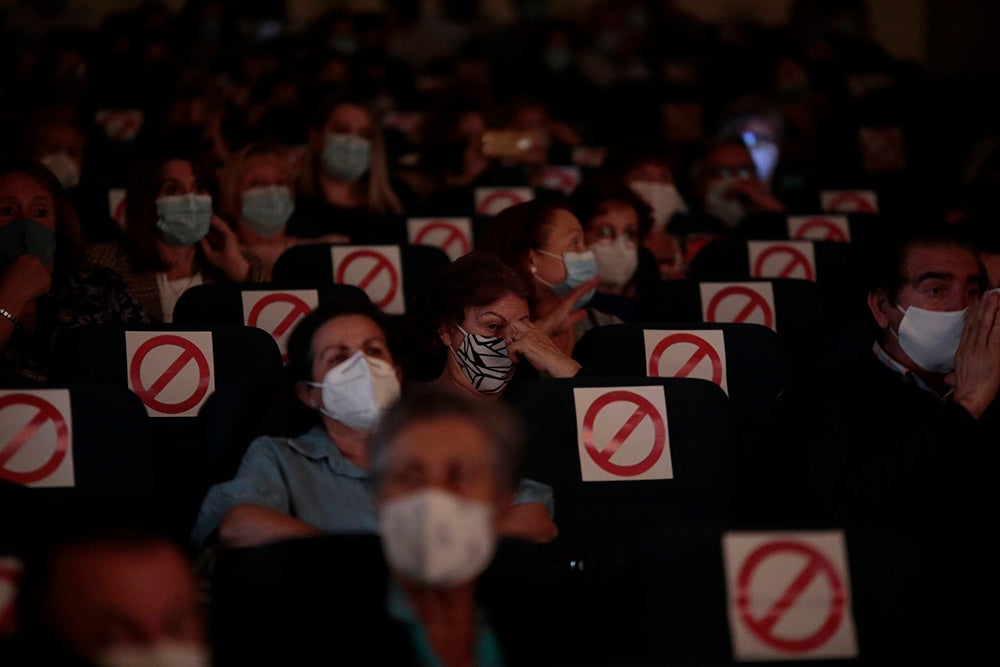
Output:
[
  {"xmin": 598, "ymin": 227, "xmax": 614, "ymax": 239},
  {"xmin": 32, "ymin": 206, "xmax": 50, "ymax": 219},
  {"xmin": 0, "ymin": 205, "xmax": 15, "ymax": 216}
]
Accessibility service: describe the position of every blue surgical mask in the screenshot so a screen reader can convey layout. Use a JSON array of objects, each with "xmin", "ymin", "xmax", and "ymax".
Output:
[
  {"xmin": 0, "ymin": 217, "xmax": 56, "ymax": 267},
  {"xmin": 322, "ymin": 134, "xmax": 371, "ymax": 183},
  {"xmin": 536, "ymin": 249, "xmax": 598, "ymax": 308},
  {"xmin": 156, "ymin": 193, "xmax": 213, "ymax": 246},
  {"xmin": 240, "ymin": 185, "xmax": 294, "ymax": 237}
]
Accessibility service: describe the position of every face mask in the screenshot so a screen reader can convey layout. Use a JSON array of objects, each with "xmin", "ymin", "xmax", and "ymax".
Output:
[
  {"xmin": 704, "ymin": 178, "xmax": 746, "ymax": 229},
  {"xmin": 536, "ymin": 249, "xmax": 598, "ymax": 307},
  {"xmin": 452, "ymin": 325, "xmax": 516, "ymax": 395},
  {"xmin": 308, "ymin": 350, "xmax": 401, "ymax": 431},
  {"xmin": 94, "ymin": 641, "xmax": 211, "ymax": 667},
  {"xmin": 379, "ymin": 488, "xmax": 496, "ymax": 587},
  {"xmin": 892, "ymin": 304, "xmax": 967, "ymax": 373},
  {"xmin": 628, "ymin": 181, "xmax": 687, "ymax": 232},
  {"xmin": 40, "ymin": 151, "xmax": 81, "ymax": 189},
  {"xmin": 156, "ymin": 194, "xmax": 212, "ymax": 246},
  {"xmin": 590, "ymin": 235, "xmax": 638, "ymax": 289},
  {"xmin": 322, "ymin": 134, "xmax": 371, "ymax": 183},
  {"xmin": 0, "ymin": 217, "xmax": 56, "ymax": 268},
  {"xmin": 240, "ymin": 185, "xmax": 294, "ymax": 237}
]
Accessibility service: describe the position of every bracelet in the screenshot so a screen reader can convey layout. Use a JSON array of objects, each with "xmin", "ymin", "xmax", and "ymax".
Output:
[{"xmin": 0, "ymin": 306, "xmax": 20, "ymax": 328}]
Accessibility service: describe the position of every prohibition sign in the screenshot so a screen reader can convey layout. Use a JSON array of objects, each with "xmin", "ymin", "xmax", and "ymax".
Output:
[
  {"xmin": 335, "ymin": 249, "xmax": 400, "ymax": 309},
  {"xmin": 0, "ymin": 393, "xmax": 69, "ymax": 485},
  {"xmin": 825, "ymin": 192, "xmax": 876, "ymax": 214},
  {"xmin": 247, "ymin": 293, "xmax": 313, "ymax": 340},
  {"xmin": 753, "ymin": 245, "xmax": 815, "ymax": 280},
  {"xmin": 477, "ymin": 190, "xmax": 525, "ymax": 216},
  {"xmin": 706, "ymin": 286, "xmax": 775, "ymax": 329},
  {"xmin": 129, "ymin": 334, "xmax": 211, "ymax": 414},
  {"xmin": 647, "ymin": 333, "xmax": 724, "ymax": 385},
  {"xmin": 581, "ymin": 390, "xmax": 667, "ymax": 477},
  {"xmin": 414, "ymin": 221, "xmax": 470, "ymax": 257},
  {"xmin": 736, "ymin": 540, "xmax": 846, "ymax": 653},
  {"xmin": 794, "ymin": 218, "xmax": 848, "ymax": 242}
]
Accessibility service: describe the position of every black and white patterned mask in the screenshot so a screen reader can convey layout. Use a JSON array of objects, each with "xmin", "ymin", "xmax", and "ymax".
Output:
[{"xmin": 452, "ymin": 325, "xmax": 516, "ymax": 395}]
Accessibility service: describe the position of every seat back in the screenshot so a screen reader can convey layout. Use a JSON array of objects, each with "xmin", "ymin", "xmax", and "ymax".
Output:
[
  {"xmin": 48, "ymin": 324, "xmax": 283, "ymax": 540},
  {"xmin": 637, "ymin": 278, "xmax": 828, "ymax": 369},
  {"xmin": 0, "ymin": 381, "xmax": 160, "ymax": 533},
  {"xmin": 504, "ymin": 375, "xmax": 737, "ymax": 554},
  {"xmin": 271, "ymin": 243, "xmax": 451, "ymax": 316}
]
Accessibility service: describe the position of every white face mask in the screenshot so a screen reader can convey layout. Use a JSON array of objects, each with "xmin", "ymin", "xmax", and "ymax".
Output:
[
  {"xmin": 628, "ymin": 181, "xmax": 687, "ymax": 232},
  {"xmin": 308, "ymin": 350, "xmax": 401, "ymax": 431},
  {"xmin": 94, "ymin": 641, "xmax": 211, "ymax": 667},
  {"xmin": 589, "ymin": 235, "xmax": 638, "ymax": 289},
  {"xmin": 379, "ymin": 488, "xmax": 496, "ymax": 587},
  {"xmin": 704, "ymin": 178, "xmax": 746, "ymax": 229},
  {"xmin": 40, "ymin": 151, "xmax": 81, "ymax": 189},
  {"xmin": 892, "ymin": 304, "xmax": 967, "ymax": 373}
]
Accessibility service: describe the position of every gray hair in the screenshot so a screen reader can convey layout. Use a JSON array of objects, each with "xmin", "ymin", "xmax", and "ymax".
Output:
[{"xmin": 368, "ymin": 386, "xmax": 526, "ymax": 494}]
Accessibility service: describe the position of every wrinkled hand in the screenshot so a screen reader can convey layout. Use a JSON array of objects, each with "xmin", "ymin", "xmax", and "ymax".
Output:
[
  {"xmin": 533, "ymin": 275, "xmax": 599, "ymax": 337},
  {"xmin": 201, "ymin": 215, "xmax": 250, "ymax": 282},
  {"xmin": 0, "ymin": 254, "xmax": 51, "ymax": 310},
  {"xmin": 949, "ymin": 291, "xmax": 1000, "ymax": 419},
  {"xmin": 506, "ymin": 318, "xmax": 581, "ymax": 378}
]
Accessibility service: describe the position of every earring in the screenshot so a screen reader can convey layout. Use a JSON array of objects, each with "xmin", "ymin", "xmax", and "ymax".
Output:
[{"xmin": 529, "ymin": 265, "xmax": 537, "ymax": 274}]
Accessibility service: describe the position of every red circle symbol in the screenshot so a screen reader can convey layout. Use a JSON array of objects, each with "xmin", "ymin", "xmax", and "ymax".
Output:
[
  {"xmin": 706, "ymin": 286, "xmax": 775, "ymax": 329},
  {"xmin": 581, "ymin": 390, "xmax": 667, "ymax": 477},
  {"xmin": 794, "ymin": 218, "xmax": 848, "ymax": 242},
  {"xmin": 753, "ymin": 245, "xmax": 815, "ymax": 280},
  {"xmin": 247, "ymin": 293, "xmax": 313, "ymax": 340},
  {"xmin": 826, "ymin": 192, "xmax": 876, "ymax": 214},
  {"xmin": 129, "ymin": 334, "xmax": 212, "ymax": 414},
  {"xmin": 335, "ymin": 249, "xmax": 400, "ymax": 310},
  {"xmin": 647, "ymin": 333, "xmax": 724, "ymax": 385},
  {"xmin": 0, "ymin": 393, "xmax": 70, "ymax": 485},
  {"xmin": 737, "ymin": 540, "xmax": 846, "ymax": 653},
  {"xmin": 414, "ymin": 221, "xmax": 471, "ymax": 257},
  {"xmin": 477, "ymin": 190, "xmax": 525, "ymax": 216}
]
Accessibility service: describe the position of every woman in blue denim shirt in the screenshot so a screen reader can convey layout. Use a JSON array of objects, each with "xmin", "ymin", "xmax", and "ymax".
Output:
[{"xmin": 192, "ymin": 296, "xmax": 556, "ymax": 549}]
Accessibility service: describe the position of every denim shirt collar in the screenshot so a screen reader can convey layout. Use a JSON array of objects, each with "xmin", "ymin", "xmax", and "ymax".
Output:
[{"xmin": 283, "ymin": 426, "xmax": 369, "ymax": 479}]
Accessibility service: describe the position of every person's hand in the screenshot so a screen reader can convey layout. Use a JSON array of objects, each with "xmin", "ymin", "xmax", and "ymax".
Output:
[
  {"xmin": 200, "ymin": 215, "xmax": 251, "ymax": 282},
  {"xmin": 506, "ymin": 318, "xmax": 581, "ymax": 378},
  {"xmin": 533, "ymin": 275, "xmax": 599, "ymax": 337},
  {"xmin": 728, "ymin": 178, "xmax": 785, "ymax": 212},
  {"xmin": 949, "ymin": 291, "xmax": 1000, "ymax": 419},
  {"xmin": 0, "ymin": 254, "xmax": 52, "ymax": 312}
]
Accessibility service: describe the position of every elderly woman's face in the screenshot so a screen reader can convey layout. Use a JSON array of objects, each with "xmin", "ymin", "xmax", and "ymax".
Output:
[
  {"xmin": 0, "ymin": 173, "xmax": 56, "ymax": 231},
  {"xmin": 378, "ymin": 414, "xmax": 499, "ymax": 505},
  {"xmin": 455, "ymin": 291, "xmax": 530, "ymax": 342},
  {"xmin": 309, "ymin": 314, "xmax": 394, "ymax": 383}
]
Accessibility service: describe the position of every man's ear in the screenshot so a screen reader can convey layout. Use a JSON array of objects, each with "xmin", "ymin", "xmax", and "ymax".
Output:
[{"xmin": 868, "ymin": 289, "xmax": 892, "ymax": 329}]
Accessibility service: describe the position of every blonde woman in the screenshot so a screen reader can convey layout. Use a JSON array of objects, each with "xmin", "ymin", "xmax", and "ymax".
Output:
[{"xmin": 218, "ymin": 142, "xmax": 347, "ymax": 279}]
